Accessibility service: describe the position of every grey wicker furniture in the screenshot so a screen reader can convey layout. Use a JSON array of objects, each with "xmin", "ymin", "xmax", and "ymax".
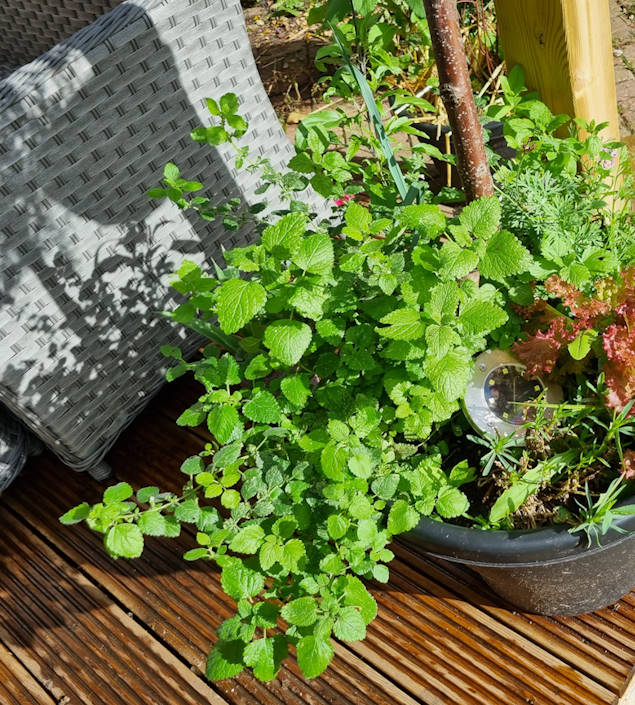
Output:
[{"xmin": 0, "ymin": 0, "xmax": 324, "ymax": 482}]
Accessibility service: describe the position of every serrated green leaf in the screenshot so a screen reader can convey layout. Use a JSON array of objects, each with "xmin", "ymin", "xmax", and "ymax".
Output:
[
  {"xmin": 349, "ymin": 494, "xmax": 373, "ymax": 519},
  {"xmin": 327, "ymin": 514, "xmax": 349, "ymax": 539},
  {"xmin": 435, "ymin": 486, "xmax": 469, "ymax": 518},
  {"xmin": 356, "ymin": 518, "xmax": 377, "ymax": 542},
  {"xmin": 387, "ymin": 499, "xmax": 419, "ymax": 534},
  {"xmin": 281, "ymin": 596, "xmax": 318, "ymax": 626},
  {"xmin": 321, "ymin": 443, "xmax": 347, "ymax": 480},
  {"xmin": 59, "ymin": 503, "xmax": 90, "ymax": 525},
  {"xmin": 229, "ymin": 525, "xmax": 265, "ymax": 554},
  {"xmin": 459, "ymin": 195, "xmax": 500, "ymax": 238},
  {"xmin": 243, "ymin": 391, "xmax": 281, "ymax": 424},
  {"xmin": 197, "ymin": 507, "xmax": 220, "ymax": 533},
  {"xmin": 397, "ymin": 204, "xmax": 446, "ymax": 236},
  {"xmin": 371, "ymin": 564, "xmax": 389, "ymax": 583},
  {"xmin": 216, "ymin": 279, "xmax": 267, "ymax": 334},
  {"xmin": 426, "ymin": 282, "xmax": 460, "ymax": 324},
  {"xmin": 181, "ymin": 456, "xmax": 204, "ymax": 475},
  {"xmin": 333, "ymin": 606, "xmax": 366, "ymax": 641},
  {"xmin": 244, "ymin": 354, "xmax": 271, "ymax": 381},
  {"xmin": 479, "ymin": 230, "xmax": 530, "ymax": 282},
  {"xmin": 104, "ymin": 524, "xmax": 144, "ymax": 559},
  {"xmin": 280, "ymin": 374, "xmax": 311, "ymax": 408},
  {"xmin": 293, "ymin": 233, "xmax": 334, "ymax": 274},
  {"xmin": 296, "ymin": 636, "xmax": 334, "ymax": 679},
  {"xmin": 174, "ymin": 499, "xmax": 200, "ymax": 523},
  {"xmin": 264, "ymin": 320, "xmax": 312, "ymax": 366},
  {"xmin": 328, "ymin": 419, "xmax": 349, "ymax": 442},
  {"xmin": 164, "ymin": 162, "xmax": 179, "ymax": 181},
  {"xmin": 259, "ymin": 540, "xmax": 283, "ymax": 570},
  {"xmin": 343, "ymin": 576, "xmax": 377, "ymax": 624},
  {"xmin": 345, "ymin": 201, "xmax": 371, "ymax": 233},
  {"xmin": 458, "ymin": 299, "xmax": 508, "ymax": 336},
  {"xmin": 262, "ymin": 213, "xmax": 307, "ymax": 258},
  {"xmin": 206, "ymin": 640, "xmax": 244, "ymax": 681},
  {"xmin": 221, "ymin": 561, "xmax": 265, "ymax": 600},
  {"xmin": 439, "ymin": 241, "xmax": 479, "ymax": 280},
  {"xmin": 103, "ymin": 482, "xmax": 133, "ymax": 505},
  {"xmin": 221, "ymin": 489, "xmax": 241, "ymax": 509},
  {"xmin": 136, "ymin": 486, "xmax": 160, "ymax": 504},
  {"xmin": 371, "ymin": 474, "xmax": 400, "ymax": 500},
  {"xmin": 138, "ymin": 512, "xmax": 168, "ymax": 536},
  {"xmin": 280, "ymin": 538, "xmax": 306, "ymax": 571},
  {"xmin": 212, "ymin": 441, "xmax": 243, "ymax": 468},
  {"xmin": 208, "ymin": 405, "xmax": 241, "ymax": 445},
  {"xmin": 377, "ymin": 308, "xmax": 425, "ymax": 341},
  {"xmin": 243, "ymin": 636, "xmax": 288, "ymax": 681},
  {"xmin": 348, "ymin": 453, "xmax": 373, "ymax": 479},
  {"xmin": 220, "ymin": 92, "xmax": 239, "ymax": 115},
  {"xmin": 183, "ymin": 547, "xmax": 208, "ymax": 561},
  {"xmin": 425, "ymin": 324, "xmax": 460, "ymax": 359},
  {"xmin": 176, "ymin": 402, "xmax": 207, "ymax": 427},
  {"xmin": 425, "ymin": 351, "xmax": 472, "ymax": 401}
]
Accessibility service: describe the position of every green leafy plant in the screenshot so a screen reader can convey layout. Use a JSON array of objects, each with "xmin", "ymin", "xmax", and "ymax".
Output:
[
  {"xmin": 61, "ymin": 92, "xmax": 528, "ymax": 682},
  {"xmin": 61, "ymin": 69, "xmax": 635, "ymax": 683}
]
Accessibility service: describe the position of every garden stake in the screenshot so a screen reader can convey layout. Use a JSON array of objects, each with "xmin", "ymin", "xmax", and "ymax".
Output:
[{"xmin": 422, "ymin": 0, "xmax": 494, "ymax": 200}]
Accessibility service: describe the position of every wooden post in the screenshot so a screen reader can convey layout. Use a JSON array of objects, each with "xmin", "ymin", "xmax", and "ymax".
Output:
[{"xmin": 493, "ymin": 0, "xmax": 620, "ymax": 140}]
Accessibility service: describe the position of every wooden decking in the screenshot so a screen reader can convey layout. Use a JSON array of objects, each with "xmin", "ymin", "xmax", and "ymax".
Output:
[{"xmin": 1, "ymin": 380, "xmax": 634, "ymax": 705}]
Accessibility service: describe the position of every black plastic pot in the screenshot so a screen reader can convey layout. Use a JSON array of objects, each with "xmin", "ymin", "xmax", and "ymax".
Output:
[{"xmin": 403, "ymin": 500, "xmax": 635, "ymax": 616}]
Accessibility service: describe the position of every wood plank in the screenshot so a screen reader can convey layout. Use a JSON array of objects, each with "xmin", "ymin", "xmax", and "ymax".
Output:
[
  {"xmin": 615, "ymin": 667, "xmax": 635, "ymax": 705},
  {"xmin": 0, "ymin": 641, "xmax": 56, "ymax": 705},
  {"xmin": 1, "ymin": 375, "xmax": 631, "ymax": 705},
  {"xmin": 494, "ymin": 0, "xmax": 620, "ymax": 139},
  {"xmin": 0, "ymin": 510, "xmax": 229, "ymax": 705},
  {"xmin": 2, "ymin": 451, "xmax": 617, "ymax": 705},
  {"xmin": 3, "ymin": 459, "xmax": 415, "ymax": 705},
  {"xmin": 395, "ymin": 545, "xmax": 633, "ymax": 692}
]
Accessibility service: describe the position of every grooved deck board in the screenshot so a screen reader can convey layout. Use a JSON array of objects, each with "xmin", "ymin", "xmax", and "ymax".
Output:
[
  {"xmin": 1, "ymin": 379, "xmax": 633, "ymax": 704},
  {"xmin": 0, "ymin": 642, "xmax": 56, "ymax": 705}
]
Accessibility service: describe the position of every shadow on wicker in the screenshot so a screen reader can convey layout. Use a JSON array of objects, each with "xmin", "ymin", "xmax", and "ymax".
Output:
[{"xmin": 0, "ymin": 0, "xmax": 324, "ymax": 481}]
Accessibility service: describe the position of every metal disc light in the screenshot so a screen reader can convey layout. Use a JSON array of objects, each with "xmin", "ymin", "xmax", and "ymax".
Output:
[{"xmin": 463, "ymin": 349, "xmax": 563, "ymax": 440}]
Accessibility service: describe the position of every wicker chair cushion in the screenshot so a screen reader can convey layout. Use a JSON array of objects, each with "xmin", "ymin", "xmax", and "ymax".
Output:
[
  {"xmin": 0, "ymin": 0, "xmax": 124, "ymax": 76},
  {"xmin": 0, "ymin": 0, "xmax": 323, "ymax": 473}
]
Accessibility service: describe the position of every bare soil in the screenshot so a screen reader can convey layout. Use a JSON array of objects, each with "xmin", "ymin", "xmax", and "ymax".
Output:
[{"xmin": 244, "ymin": 0, "xmax": 635, "ymax": 157}]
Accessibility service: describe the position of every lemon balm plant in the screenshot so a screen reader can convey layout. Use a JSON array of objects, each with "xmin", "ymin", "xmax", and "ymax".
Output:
[
  {"xmin": 61, "ymin": 87, "xmax": 635, "ymax": 676},
  {"xmin": 60, "ymin": 2, "xmax": 635, "ymax": 682},
  {"xmin": 60, "ymin": 88, "xmax": 534, "ymax": 680}
]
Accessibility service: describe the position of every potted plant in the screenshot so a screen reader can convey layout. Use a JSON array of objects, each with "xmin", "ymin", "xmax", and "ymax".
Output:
[{"xmin": 60, "ymin": 3, "xmax": 635, "ymax": 684}]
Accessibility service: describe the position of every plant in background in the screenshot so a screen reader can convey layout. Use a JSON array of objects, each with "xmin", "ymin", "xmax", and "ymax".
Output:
[
  {"xmin": 513, "ymin": 266, "xmax": 635, "ymax": 413},
  {"xmin": 489, "ymin": 66, "xmax": 635, "ymax": 287}
]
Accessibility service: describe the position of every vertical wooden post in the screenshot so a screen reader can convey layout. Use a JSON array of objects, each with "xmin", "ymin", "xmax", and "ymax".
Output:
[{"xmin": 493, "ymin": 0, "xmax": 620, "ymax": 140}]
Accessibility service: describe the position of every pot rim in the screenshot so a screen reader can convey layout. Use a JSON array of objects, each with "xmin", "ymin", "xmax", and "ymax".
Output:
[{"xmin": 403, "ymin": 495, "xmax": 635, "ymax": 567}]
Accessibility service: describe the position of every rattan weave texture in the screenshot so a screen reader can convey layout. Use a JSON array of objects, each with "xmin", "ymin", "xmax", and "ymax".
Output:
[
  {"xmin": 0, "ymin": 0, "xmax": 326, "ymax": 473},
  {"xmin": 0, "ymin": 0, "xmax": 124, "ymax": 75}
]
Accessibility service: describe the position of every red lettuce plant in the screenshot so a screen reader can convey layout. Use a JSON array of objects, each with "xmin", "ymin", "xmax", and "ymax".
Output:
[{"xmin": 513, "ymin": 266, "xmax": 635, "ymax": 414}]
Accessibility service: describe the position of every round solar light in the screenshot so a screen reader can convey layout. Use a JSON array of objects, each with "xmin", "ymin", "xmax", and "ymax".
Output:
[{"xmin": 462, "ymin": 349, "xmax": 563, "ymax": 440}]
